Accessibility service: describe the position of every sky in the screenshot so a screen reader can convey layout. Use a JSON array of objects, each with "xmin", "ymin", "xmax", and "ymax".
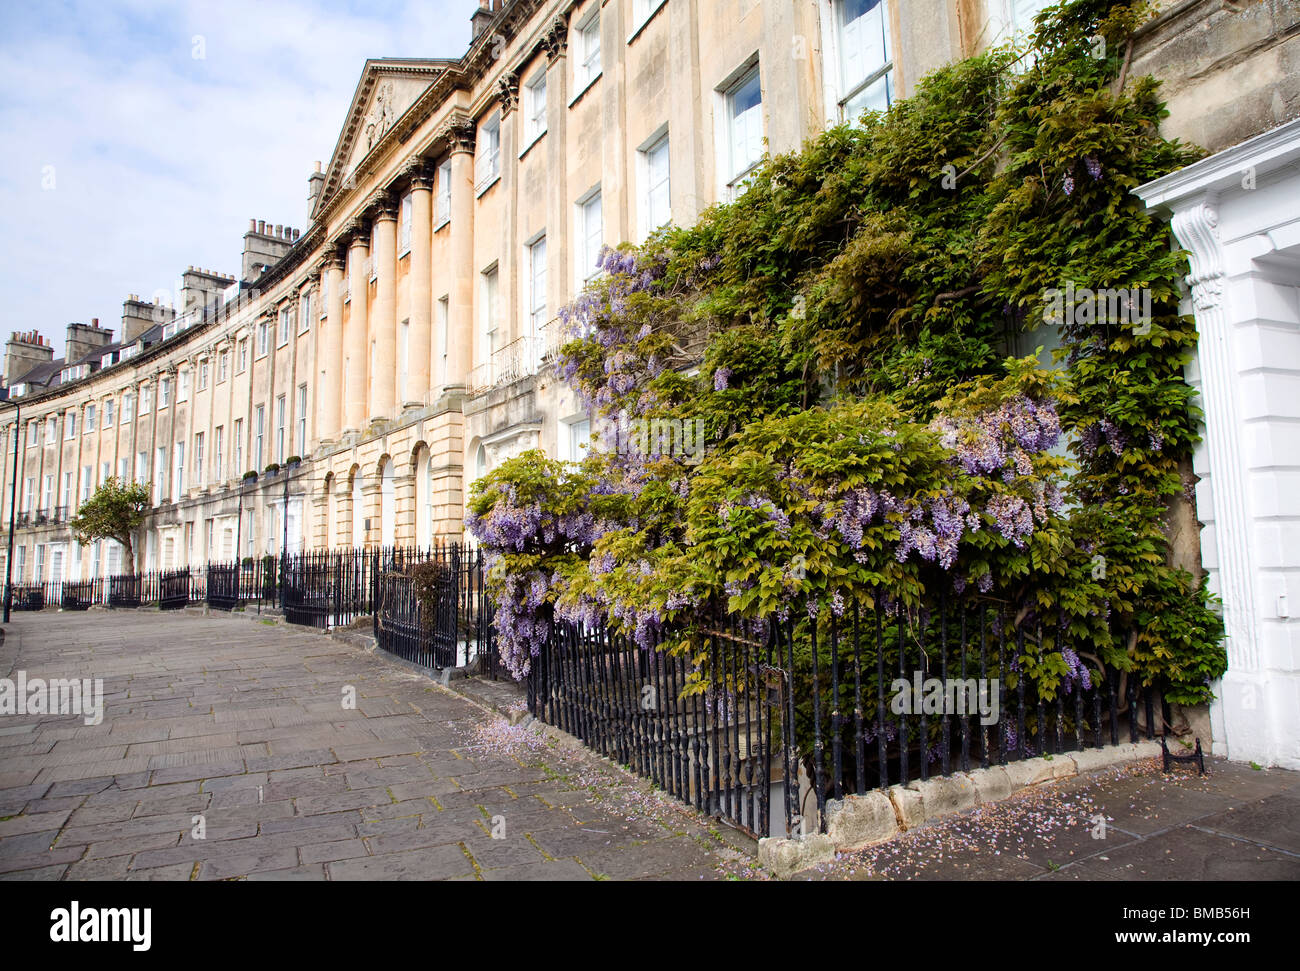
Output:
[{"xmin": 0, "ymin": 0, "xmax": 479, "ymax": 360}]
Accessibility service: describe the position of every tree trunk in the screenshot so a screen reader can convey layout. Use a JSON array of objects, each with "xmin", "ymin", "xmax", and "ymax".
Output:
[{"xmin": 120, "ymin": 534, "xmax": 135, "ymax": 576}]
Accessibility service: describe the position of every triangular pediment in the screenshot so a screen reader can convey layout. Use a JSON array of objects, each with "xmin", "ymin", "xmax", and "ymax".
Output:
[{"xmin": 315, "ymin": 59, "xmax": 456, "ymax": 221}]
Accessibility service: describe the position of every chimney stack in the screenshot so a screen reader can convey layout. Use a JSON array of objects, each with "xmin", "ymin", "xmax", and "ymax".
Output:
[
  {"xmin": 4, "ymin": 330, "xmax": 55, "ymax": 384},
  {"xmin": 307, "ymin": 161, "xmax": 325, "ymax": 221},
  {"xmin": 241, "ymin": 217, "xmax": 297, "ymax": 282},
  {"xmin": 471, "ymin": 0, "xmax": 495, "ymax": 40},
  {"xmin": 66, "ymin": 319, "xmax": 115, "ymax": 365}
]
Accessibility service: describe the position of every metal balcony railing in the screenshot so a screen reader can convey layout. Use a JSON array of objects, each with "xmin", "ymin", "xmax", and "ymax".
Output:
[{"xmin": 466, "ymin": 333, "xmax": 547, "ymax": 396}]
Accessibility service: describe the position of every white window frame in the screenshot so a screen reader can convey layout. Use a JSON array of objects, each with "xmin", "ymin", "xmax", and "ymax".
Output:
[
  {"xmin": 278, "ymin": 307, "xmax": 291, "ymax": 347},
  {"xmin": 821, "ymin": 0, "xmax": 895, "ymax": 124},
  {"xmin": 716, "ymin": 58, "xmax": 765, "ymax": 199},
  {"xmin": 475, "ymin": 113, "xmax": 502, "ymax": 195},
  {"xmin": 254, "ymin": 405, "xmax": 265, "ymax": 470},
  {"xmin": 84, "ymin": 403, "xmax": 95, "ymax": 433},
  {"xmin": 575, "ymin": 6, "xmax": 602, "ymax": 93},
  {"xmin": 638, "ymin": 126, "xmax": 671, "ymax": 241},
  {"xmin": 479, "ymin": 265, "xmax": 500, "ymax": 367},
  {"xmin": 173, "ymin": 441, "xmax": 185, "ymax": 497},
  {"xmin": 575, "ymin": 187, "xmax": 604, "ymax": 288},
  {"xmin": 435, "ymin": 159, "xmax": 452, "ymax": 229},
  {"xmin": 276, "ymin": 394, "xmax": 287, "ymax": 464},
  {"xmin": 297, "ymin": 384, "xmax": 307, "ymax": 453},
  {"xmin": 559, "ymin": 415, "xmax": 592, "ymax": 463},
  {"xmin": 629, "ymin": 0, "xmax": 669, "ymax": 43},
  {"xmin": 122, "ymin": 392, "xmax": 134, "ymax": 424},
  {"xmin": 398, "ymin": 193, "xmax": 413, "ymax": 255},
  {"xmin": 524, "ymin": 70, "xmax": 548, "ymax": 148},
  {"xmin": 438, "ymin": 295, "xmax": 451, "ymax": 380},
  {"xmin": 299, "ymin": 292, "xmax": 312, "ymax": 333},
  {"xmin": 527, "ymin": 233, "xmax": 548, "ymax": 339}
]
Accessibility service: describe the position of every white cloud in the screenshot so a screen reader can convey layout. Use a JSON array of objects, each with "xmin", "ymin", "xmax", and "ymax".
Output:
[{"xmin": 0, "ymin": 0, "xmax": 476, "ymax": 359}]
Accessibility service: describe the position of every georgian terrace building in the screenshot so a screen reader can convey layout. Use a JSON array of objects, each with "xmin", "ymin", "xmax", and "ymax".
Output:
[
  {"xmin": 0, "ymin": 0, "xmax": 1021, "ymax": 580},
  {"xmin": 1, "ymin": 0, "xmax": 1296, "ymax": 765}
]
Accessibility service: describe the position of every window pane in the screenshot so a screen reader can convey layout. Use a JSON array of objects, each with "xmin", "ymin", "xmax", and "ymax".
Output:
[
  {"xmin": 730, "ymin": 71, "xmax": 763, "ymax": 178},
  {"xmin": 844, "ymin": 72, "xmax": 891, "ymax": 118},
  {"xmin": 840, "ymin": 0, "xmax": 889, "ymax": 94},
  {"xmin": 646, "ymin": 136, "xmax": 670, "ymax": 230}
]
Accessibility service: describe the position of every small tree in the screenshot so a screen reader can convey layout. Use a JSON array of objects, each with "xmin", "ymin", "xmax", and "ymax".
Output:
[{"xmin": 69, "ymin": 477, "xmax": 151, "ymax": 574}]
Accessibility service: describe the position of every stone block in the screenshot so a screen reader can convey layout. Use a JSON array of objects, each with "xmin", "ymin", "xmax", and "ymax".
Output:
[
  {"xmin": 1068, "ymin": 740, "xmax": 1162, "ymax": 775},
  {"xmin": 968, "ymin": 765, "xmax": 1015, "ymax": 804},
  {"xmin": 824, "ymin": 791, "xmax": 898, "ymax": 850},
  {"xmin": 757, "ymin": 834, "xmax": 835, "ymax": 879},
  {"xmin": 886, "ymin": 784, "xmax": 925, "ymax": 830},
  {"xmin": 904, "ymin": 772, "xmax": 978, "ymax": 818},
  {"xmin": 1002, "ymin": 755, "xmax": 1077, "ymax": 789}
]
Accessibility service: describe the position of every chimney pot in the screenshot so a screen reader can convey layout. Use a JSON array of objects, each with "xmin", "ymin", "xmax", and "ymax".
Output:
[
  {"xmin": 249, "ymin": 218, "xmax": 256, "ymax": 232},
  {"xmin": 257, "ymin": 220, "xmax": 265, "ymax": 234}
]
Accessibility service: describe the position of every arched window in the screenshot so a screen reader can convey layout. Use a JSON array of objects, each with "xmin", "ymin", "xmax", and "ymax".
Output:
[
  {"xmin": 380, "ymin": 459, "xmax": 395, "ymax": 549},
  {"xmin": 351, "ymin": 470, "xmax": 364, "ymax": 547},
  {"xmin": 415, "ymin": 448, "xmax": 431, "ymax": 549},
  {"xmin": 324, "ymin": 473, "xmax": 336, "ymax": 549}
]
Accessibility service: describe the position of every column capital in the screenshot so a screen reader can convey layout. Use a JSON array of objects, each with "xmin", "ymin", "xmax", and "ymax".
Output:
[
  {"xmin": 542, "ymin": 14, "xmax": 570, "ymax": 63},
  {"xmin": 367, "ymin": 190, "xmax": 398, "ymax": 222},
  {"xmin": 497, "ymin": 72, "xmax": 520, "ymax": 116},
  {"xmin": 320, "ymin": 250, "xmax": 346, "ymax": 273},
  {"xmin": 438, "ymin": 116, "xmax": 476, "ymax": 156},
  {"xmin": 403, "ymin": 158, "xmax": 433, "ymax": 191},
  {"xmin": 344, "ymin": 217, "xmax": 371, "ymax": 248}
]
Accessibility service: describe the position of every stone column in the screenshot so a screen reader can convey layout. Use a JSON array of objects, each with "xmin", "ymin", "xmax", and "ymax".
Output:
[
  {"xmin": 320, "ymin": 251, "xmax": 347, "ymax": 442},
  {"xmin": 368, "ymin": 193, "xmax": 399, "ymax": 423},
  {"xmin": 442, "ymin": 119, "xmax": 476, "ymax": 395},
  {"xmin": 405, "ymin": 161, "xmax": 434, "ymax": 408},
  {"xmin": 543, "ymin": 13, "xmax": 571, "ymax": 348},
  {"xmin": 344, "ymin": 220, "xmax": 370, "ymax": 432}
]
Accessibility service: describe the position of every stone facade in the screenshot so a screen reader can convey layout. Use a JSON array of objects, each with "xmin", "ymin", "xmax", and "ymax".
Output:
[{"xmin": 0, "ymin": 0, "xmax": 1294, "ymax": 762}]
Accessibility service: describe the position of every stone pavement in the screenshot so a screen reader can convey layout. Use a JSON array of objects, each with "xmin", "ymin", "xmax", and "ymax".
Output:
[
  {"xmin": 0, "ymin": 609, "xmax": 757, "ymax": 881},
  {"xmin": 793, "ymin": 754, "xmax": 1300, "ymax": 881}
]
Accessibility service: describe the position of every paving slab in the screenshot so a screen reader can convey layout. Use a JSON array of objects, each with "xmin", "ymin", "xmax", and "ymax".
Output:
[{"xmin": 0, "ymin": 610, "xmax": 748, "ymax": 880}]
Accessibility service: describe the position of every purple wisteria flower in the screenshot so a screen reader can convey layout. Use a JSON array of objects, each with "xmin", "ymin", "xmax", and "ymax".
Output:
[{"xmin": 713, "ymin": 367, "xmax": 732, "ymax": 391}]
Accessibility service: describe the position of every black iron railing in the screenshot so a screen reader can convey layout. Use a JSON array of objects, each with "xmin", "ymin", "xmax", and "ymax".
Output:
[{"xmin": 526, "ymin": 593, "xmax": 1162, "ymax": 839}]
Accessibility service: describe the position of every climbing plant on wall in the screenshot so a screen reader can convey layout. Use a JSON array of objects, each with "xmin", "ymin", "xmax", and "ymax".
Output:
[{"xmin": 468, "ymin": 0, "xmax": 1226, "ymax": 709}]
